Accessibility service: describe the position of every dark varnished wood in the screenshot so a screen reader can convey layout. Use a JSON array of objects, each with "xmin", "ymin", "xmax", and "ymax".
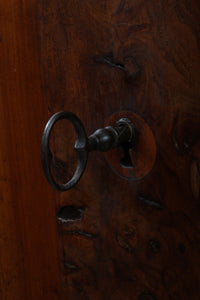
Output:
[
  {"xmin": 0, "ymin": 1, "xmax": 62, "ymax": 299},
  {"xmin": 39, "ymin": 1, "xmax": 200, "ymax": 299}
]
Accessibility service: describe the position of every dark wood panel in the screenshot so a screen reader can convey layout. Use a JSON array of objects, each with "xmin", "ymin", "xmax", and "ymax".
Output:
[
  {"xmin": 39, "ymin": 0, "xmax": 200, "ymax": 299},
  {"xmin": 0, "ymin": 1, "xmax": 62, "ymax": 299}
]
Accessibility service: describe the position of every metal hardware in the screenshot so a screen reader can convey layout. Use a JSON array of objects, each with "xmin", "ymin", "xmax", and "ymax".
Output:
[{"xmin": 41, "ymin": 111, "xmax": 136, "ymax": 191}]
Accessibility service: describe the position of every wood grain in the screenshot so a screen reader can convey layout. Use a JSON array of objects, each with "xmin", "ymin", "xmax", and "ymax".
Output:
[
  {"xmin": 0, "ymin": 1, "xmax": 62, "ymax": 299},
  {"xmin": 39, "ymin": 0, "xmax": 200, "ymax": 299}
]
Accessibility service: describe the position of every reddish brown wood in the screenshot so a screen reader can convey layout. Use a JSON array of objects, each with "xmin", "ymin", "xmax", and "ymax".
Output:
[
  {"xmin": 0, "ymin": 1, "xmax": 62, "ymax": 299},
  {"xmin": 39, "ymin": 0, "xmax": 200, "ymax": 299}
]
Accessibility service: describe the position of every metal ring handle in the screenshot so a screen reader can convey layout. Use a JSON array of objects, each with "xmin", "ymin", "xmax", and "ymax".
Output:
[{"xmin": 41, "ymin": 111, "xmax": 88, "ymax": 191}]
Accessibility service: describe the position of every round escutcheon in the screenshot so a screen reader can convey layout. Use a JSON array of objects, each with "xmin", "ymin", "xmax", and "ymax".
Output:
[{"xmin": 104, "ymin": 111, "xmax": 157, "ymax": 180}]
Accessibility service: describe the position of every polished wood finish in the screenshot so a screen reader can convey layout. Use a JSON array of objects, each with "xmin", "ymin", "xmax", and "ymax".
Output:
[
  {"xmin": 0, "ymin": 1, "xmax": 62, "ymax": 299},
  {"xmin": 1, "ymin": 0, "xmax": 199, "ymax": 299},
  {"xmin": 39, "ymin": 1, "xmax": 200, "ymax": 299}
]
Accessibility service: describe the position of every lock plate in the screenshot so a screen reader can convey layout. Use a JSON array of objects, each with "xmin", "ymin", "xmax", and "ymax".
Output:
[{"xmin": 104, "ymin": 111, "xmax": 157, "ymax": 180}]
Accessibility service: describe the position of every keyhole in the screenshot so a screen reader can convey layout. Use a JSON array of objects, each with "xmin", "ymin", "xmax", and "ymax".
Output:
[{"xmin": 120, "ymin": 141, "xmax": 133, "ymax": 168}]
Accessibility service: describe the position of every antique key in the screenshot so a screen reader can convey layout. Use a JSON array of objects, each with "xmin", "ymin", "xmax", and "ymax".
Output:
[{"xmin": 41, "ymin": 111, "xmax": 136, "ymax": 191}]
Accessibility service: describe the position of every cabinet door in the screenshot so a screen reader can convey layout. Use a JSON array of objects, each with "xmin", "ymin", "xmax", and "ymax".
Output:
[{"xmin": 39, "ymin": 1, "xmax": 200, "ymax": 299}]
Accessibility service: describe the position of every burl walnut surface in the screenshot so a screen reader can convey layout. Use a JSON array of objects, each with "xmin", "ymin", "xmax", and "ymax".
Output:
[
  {"xmin": 40, "ymin": 0, "xmax": 200, "ymax": 300},
  {"xmin": 39, "ymin": 1, "xmax": 200, "ymax": 299},
  {"xmin": 1, "ymin": 1, "xmax": 198, "ymax": 299}
]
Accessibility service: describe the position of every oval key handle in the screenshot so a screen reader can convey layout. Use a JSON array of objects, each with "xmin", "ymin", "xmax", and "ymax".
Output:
[{"xmin": 41, "ymin": 111, "xmax": 136, "ymax": 191}]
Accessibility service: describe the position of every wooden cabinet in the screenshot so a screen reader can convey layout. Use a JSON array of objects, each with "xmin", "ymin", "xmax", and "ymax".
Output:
[{"xmin": 1, "ymin": 1, "xmax": 200, "ymax": 299}]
